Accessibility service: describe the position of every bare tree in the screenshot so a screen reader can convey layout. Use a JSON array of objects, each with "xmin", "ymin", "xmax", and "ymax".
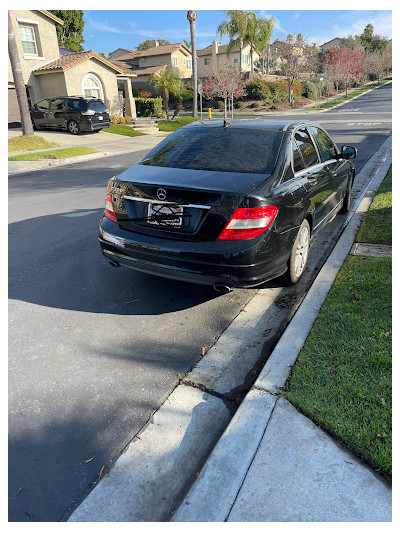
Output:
[
  {"xmin": 277, "ymin": 35, "xmax": 312, "ymax": 102},
  {"xmin": 202, "ymin": 66, "xmax": 247, "ymax": 120},
  {"xmin": 187, "ymin": 10, "xmax": 198, "ymax": 118},
  {"xmin": 8, "ymin": 11, "xmax": 34, "ymax": 135}
]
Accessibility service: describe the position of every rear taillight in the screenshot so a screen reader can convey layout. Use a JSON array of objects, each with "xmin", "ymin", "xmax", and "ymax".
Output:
[
  {"xmin": 105, "ymin": 193, "xmax": 118, "ymax": 223},
  {"xmin": 218, "ymin": 205, "xmax": 278, "ymax": 240}
]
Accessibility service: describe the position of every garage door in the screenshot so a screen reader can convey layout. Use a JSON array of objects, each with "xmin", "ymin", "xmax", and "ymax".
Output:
[{"xmin": 8, "ymin": 88, "xmax": 21, "ymax": 125}]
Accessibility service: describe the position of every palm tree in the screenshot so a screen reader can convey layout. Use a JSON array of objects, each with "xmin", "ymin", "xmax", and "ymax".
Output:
[
  {"xmin": 171, "ymin": 82, "xmax": 192, "ymax": 118},
  {"xmin": 217, "ymin": 10, "xmax": 249, "ymax": 72},
  {"xmin": 245, "ymin": 12, "xmax": 258, "ymax": 73},
  {"xmin": 8, "ymin": 11, "xmax": 34, "ymax": 136},
  {"xmin": 255, "ymin": 16, "xmax": 274, "ymax": 74},
  {"xmin": 147, "ymin": 70, "xmax": 181, "ymax": 117},
  {"xmin": 187, "ymin": 10, "xmax": 198, "ymax": 118}
]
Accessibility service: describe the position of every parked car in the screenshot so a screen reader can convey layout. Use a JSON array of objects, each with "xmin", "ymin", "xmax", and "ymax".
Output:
[
  {"xmin": 98, "ymin": 120, "xmax": 356, "ymax": 290},
  {"xmin": 30, "ymin": 96, "xmax": 111, "ymax": 134}
]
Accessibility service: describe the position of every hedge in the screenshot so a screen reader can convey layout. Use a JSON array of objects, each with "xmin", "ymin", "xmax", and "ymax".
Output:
[{"xmin": 135, "ymin": 97, "xmax": 163, "ymax": 117}]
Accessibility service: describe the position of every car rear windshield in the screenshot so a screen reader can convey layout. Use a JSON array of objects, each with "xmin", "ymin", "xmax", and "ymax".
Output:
[
  {"xmin": 140, "ymin": 127, "xmax": 283, "ymax": 174},
  {"xmin": 87, "ymin": 101, "xmax": 108, "ymax": 112}
]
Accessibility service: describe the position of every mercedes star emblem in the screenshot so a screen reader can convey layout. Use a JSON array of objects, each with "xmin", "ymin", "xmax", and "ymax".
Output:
[{"xmin": 157, "ymin": 188, "xmax": 167, "ymax": 201}]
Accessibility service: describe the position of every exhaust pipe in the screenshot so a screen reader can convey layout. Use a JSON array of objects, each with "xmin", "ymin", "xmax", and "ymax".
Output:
[
  {"xmin": 109, "ymin": 259, "xmax": 120, "ymax": 268},
  {"xmin": 213, "ymin": 283, "xmax": 233, "ymax": 293}
]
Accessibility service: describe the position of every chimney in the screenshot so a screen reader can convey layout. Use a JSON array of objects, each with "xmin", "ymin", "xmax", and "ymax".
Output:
[
  {"xmin": 155, "ymin": 41, "xmax": 159, "ymax": 47},
  {"xmin": 212, "ymin": 40, "xmax": 219, "ymax": 56}
]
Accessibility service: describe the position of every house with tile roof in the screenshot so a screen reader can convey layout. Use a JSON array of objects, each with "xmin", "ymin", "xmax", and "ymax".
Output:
[
  {"xmin": 196, "ymin": 40, "xmax": 259, "ymax": 78},
  {"xmin": 109, "ymin": 42, "xmax": 193, "ymax": 92},
  {"xmin": 8, "ymin": 9, "xmax": 137, "ymax": 125}
]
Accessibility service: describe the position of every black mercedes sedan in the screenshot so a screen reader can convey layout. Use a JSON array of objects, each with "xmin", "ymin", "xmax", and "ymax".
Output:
[{"xmin": 98, "ymin": 120, "xmax": 356, "ymax": 290}]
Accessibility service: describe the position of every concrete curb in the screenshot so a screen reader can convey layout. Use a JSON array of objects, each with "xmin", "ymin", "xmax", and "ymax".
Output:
[{"xmin": 172, "ymin": 137, "xmax": 392, "ymax": 522}]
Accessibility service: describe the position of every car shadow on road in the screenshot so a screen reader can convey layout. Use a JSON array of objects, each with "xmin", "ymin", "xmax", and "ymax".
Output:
[{"xmin": 8, "ymin": 208, "xmax": 241, "ymax": 315}]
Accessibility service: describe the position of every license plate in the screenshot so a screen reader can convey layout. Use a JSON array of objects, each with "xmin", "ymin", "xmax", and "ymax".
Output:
[
  {"xmin": 147, "ymin": 203, "xmax": 183, "ymax": 227},
  {"xmin": 98, "ymin": 116, "xmax": 103, "ymax": 120}
]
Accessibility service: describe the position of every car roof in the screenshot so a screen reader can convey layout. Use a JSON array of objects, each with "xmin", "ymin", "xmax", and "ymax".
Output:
[{"xmin": 185, "ymin": 120, "xmax": 319, "ymax": 132}]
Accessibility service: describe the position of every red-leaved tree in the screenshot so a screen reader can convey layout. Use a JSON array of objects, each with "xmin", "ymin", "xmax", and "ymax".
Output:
[
  {"xmin": 323, "ymin": 47, "xmax": 362, "ymax": 97},
  {"xmin": 202, "ymin": 66, "xmax": 247, "ymax": 120}
]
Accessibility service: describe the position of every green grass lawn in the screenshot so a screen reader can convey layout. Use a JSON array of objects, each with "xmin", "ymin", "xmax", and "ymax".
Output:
[
  {"xmin": 8, "ymin": 135, "xmax": 59, "ymax": 154},
  {"xmin": 104, "ymin": 125, "xmax": 146, "ymax": 137},
  {"xmin": 307, "ymin": 82, "xmax": 384, "ymax": 110},
  {"xmin": 285, "ymin": 255, "xmax": 392, "ymax": 479},
  {"xmin": 157, "ymin": 117, "xmax": 200, "ymax": 132},
  {"xmin": 8, "ymin": 146, "xmax": 98, "ymax": 161},
  {"xmin": 357, "ymin": 166, "xmax": 392, "ymax": 245}
]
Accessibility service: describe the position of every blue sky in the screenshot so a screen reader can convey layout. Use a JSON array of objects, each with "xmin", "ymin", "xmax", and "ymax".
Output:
[{"xmin": 82, "ymin": 9, "xmax": 392, "ymax": 55}]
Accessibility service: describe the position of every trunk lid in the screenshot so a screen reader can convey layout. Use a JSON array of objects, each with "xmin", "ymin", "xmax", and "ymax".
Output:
[{"xmin": 110, "ymin": 164, "xmax": 270, "ymax": 241}]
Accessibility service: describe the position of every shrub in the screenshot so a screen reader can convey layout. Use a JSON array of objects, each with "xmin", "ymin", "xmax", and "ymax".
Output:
[
  {"xmin": 217, "ymin": 101, "xmax": 225, "ymax": 110},
  {"xmin": 234, "ymin": 101, "xmax": 244, "ymax": 109},
  {"xmin": 110, "ymin": 114, "xmax": 131, "ymax": 125},
  {"xmin": 135, "ymin": 97, "xmax": 163, "ymax": 117},
  {"xmin": 250, "ymin": 101, "xmax": 262, "ymax": 108}
]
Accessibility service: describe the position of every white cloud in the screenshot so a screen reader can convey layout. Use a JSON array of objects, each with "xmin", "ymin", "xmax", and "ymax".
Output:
[
  {"xmin": 329, "ymin": 12, "xmax": 392, "ymax": 41},
  {"xmin": 259, "ymin": 11, "xmax": 288, "ymax": 36},
  {"xmin": 86, "ymin": 17, "xmax": 215, "ymax": 42}
]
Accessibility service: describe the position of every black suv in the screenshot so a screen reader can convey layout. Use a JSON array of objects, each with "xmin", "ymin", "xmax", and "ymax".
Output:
[{"xmin": 30, "ymin": 96, "xmax": 111, "ymax": 134}]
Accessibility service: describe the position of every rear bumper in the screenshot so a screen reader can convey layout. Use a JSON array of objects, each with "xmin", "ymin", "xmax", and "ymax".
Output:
[
  {"xmin": 99, "ymin": 217, "xmax": 294, "ymax": 288},
  {"xmin": 81, "ymin": 120, "xmax": 110, "ymax": 131}
]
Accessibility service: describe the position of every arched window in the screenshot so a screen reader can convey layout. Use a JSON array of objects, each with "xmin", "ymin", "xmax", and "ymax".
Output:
[{"xmin": 82, "ymin": 73, "xmax": 103, "ymax": 100}]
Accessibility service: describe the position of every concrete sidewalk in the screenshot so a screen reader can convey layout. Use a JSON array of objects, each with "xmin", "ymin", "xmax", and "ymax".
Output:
[
  {"xmin": 8, "ymin": 128, "xmax": 165, "ymax": 175},
  {"xmin": 173, "ymin": 139, "xmax": 392, "ymax": 522}
]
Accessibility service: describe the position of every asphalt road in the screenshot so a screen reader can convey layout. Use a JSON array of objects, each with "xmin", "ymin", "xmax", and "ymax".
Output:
[{"xmin": 8, "ymin": 82, "xmax": 392, "ymax": 522}]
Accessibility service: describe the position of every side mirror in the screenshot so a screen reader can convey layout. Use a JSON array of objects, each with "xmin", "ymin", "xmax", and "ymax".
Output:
[{"xmin": 341, "ymin": 145, "xmax": 357, "ymax": 160}]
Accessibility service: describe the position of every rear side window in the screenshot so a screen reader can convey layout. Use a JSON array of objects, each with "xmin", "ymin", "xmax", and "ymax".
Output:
[
  {"xmin": 87, "ymin": 101, "xmax": 108, "ymax": 113},
  {"xmin": 67, "ymin": 99, "xmax": 86, "ymax": 112},
  {"xmin": 292, "ymin": 141, "xmax": 304, "ymax": 173},
  {"xmin": 293, "ymin": 128, "xmax": 319, "ymax": 169},
  {"xmin": 309, "ymin": 126, "xmax": 337, "ymax": 162},
  {"xmin": 140, "ymin": 127, "xmax": 283, "ymax": 174}
]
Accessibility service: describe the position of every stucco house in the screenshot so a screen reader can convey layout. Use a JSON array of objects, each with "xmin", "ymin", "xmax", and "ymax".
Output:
[
  {"xmin": 320, "ymin": 38, "xmax": 348, "ymax": 53},
  {"xmin": 8, "ymin": 9, "xmax": 136, "ymax": 125},
  {"xmin": 109, "ymin": 42, "xmax": 193, "ymax": 92},
  {"xmin": 196, "ymin": 40, "xmax": 259, "ymax": 78}
]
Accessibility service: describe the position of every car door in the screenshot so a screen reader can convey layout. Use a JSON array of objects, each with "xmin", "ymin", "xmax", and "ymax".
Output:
[
  {"xmin": 308, "ymin": 126, "xmax": 350, "ymax": 212},
  {"xmin": 48, "ymin": 98, "xmax": 68, "ymax": 129},
  {"xmin": 31, "ymin": 99, "xmax": 51, "ymax": 128},
  {"xmin": 291, "ymin": 127, "xmax": 332, "ymax": 230}
]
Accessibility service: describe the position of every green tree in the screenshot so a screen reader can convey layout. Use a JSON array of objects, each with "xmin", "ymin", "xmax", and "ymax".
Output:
[
  {"xmin": 137, "ymin": 39, "xmax": 170, "ymax": 51},
  {"xmin": 217, "ymin": 10, "xmax": 250, "ymax": 71},
  {"xmin": 343, "ymin": 24, "xmax": 390, "ymax": 54},
  {"xmin": 147, "ymin": 69, "xmax": 181, "ymax": 117},
  {"xmin": 98, "ymin": 52, "xmax": 106, "ymax": 58},
  {"xmin": 49, "ymin": 10, "xmax": 85, "ymax": 52},
  {"xmin": 171, "ymin": 82, "xmax": 193, "ymax": 118},
  {"xmin": 183, "ymin": 39, "xmax": 192, "ymax": 50},
  {"xmin": 255, "ymin": 15, "xmax": 274, "ymax": 74}
]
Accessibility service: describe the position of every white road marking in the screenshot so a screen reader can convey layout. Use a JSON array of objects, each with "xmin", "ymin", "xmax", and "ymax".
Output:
[{"xmin": 347, "ymin": 122, "xmax": 382, "ymax": 126}]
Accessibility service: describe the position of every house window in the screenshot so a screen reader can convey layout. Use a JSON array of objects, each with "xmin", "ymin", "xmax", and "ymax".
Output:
[
  {"xmin": 242, "ymin": 54, "xmax": 250, "ymax": 65},
  {"xmin": 233, "ymin": 54, "xmax": 239, "ymax": 64},
  {"xmin": 172, "ymin": 56, "xmax": 178, "ymax": 67},
  {"xmin": 19, "ymin": 24, "xmax": 38, "ymax": 55},
  {"xmin": 82, "ymin": 73, "xmax": 103, "ymax": 100},
  {"xmin": 204, "ymin": 57, "xmax": 211, "ymax": 65},
  {"xmin": 184, "ymin": 58, "xmax": 192, "ymax": 70}
]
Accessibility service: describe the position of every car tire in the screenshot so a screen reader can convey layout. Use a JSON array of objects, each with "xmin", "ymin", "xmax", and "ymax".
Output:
[
  {"xmin": 284, "ymin": 219, "xmax": 310, "ymax": 285},
  {"xmin": 67, "ymin": 120, "xmax": 80, "ymax": 135},
  {"xmin": 340, "ymin": 176, "xmax": 353, "ymax": 214}
]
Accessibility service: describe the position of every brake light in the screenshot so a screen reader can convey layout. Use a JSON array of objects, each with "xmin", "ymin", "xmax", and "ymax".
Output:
[
  {"xmin": 218, "ymin": 206, "xmax": 278, "ymax": 240},
  {"xmin": 105, "ymin": 193, "xmax": 118, "ymax": 223}
]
